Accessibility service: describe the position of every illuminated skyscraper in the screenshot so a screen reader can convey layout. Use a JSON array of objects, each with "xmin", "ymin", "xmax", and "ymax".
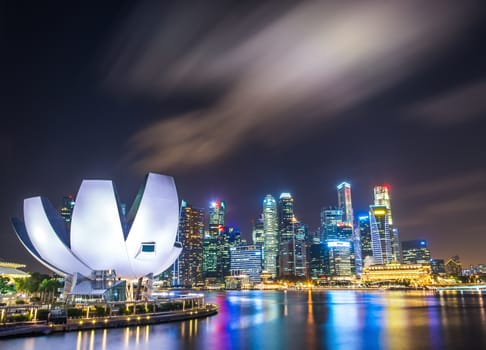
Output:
[
  {"xmin": 391, "ymin": 227, "xmax": 401, "ymax": 262},
  {"xmin": 320, "ymin": 207, "xmax": 343, "ymax": 241},
  {"xmin": 337, "ymin": 182, "xmax": 354, "ymax": 225},
  {"xmin": 338, "ymin": 223, "xmax": 355, "ymax": 276},
  {"xmin": 369, "ymin": 205, "xmax": 392, "ymax": 264},
  {"xmin": 252, "ymin": 215, "xmax": 265, "ymax": 246},
  {"xmin": 336, "ymin": 182, "xmax": 357, "ymax": 277},
  {"xmin": 177, "ymin": 201, "xmax": 204, "ymax": 287},
  {"xmin": 294, "ymin": 221, "xmax": 308, "ymax": 278},
  {"xmin": 326, "ymin": 240, "xmax": 352, "ymax": 277},
  {"xmin": 230, "ymin": 245, "xmax": 262, "ymax": 282},
  {"xmin": 373, "ymin": 185, "xmax": 400, "ymax": 262},
  {"xmin": 278, "ymin": 193, "xmax": 296, "ymax": 278},
  {"xmin": 278, "ymin": 193, "xmax": 294, "ymax": 242},
  {"xmin": 309, "ymin": 243, "xmax": 326, "ymax": 279},
  {"xmin": 208, "ymin": 200, "xmax": 226, "ymax": 235},
  {"xmin": 319, "ymin": 206, "xmax": 355, "ymax": 279},
  {"xmin": 402, "ymin": 240, "xmax": 431, "ymax": 265},
  {"xmin": 203, "ymin": 200, "xmax": 226, "ymax": 283},
  {"xmin": 358, "ymin": 215, "xmax": 373, "ymax": 261},
  {"xmin": 221, "ymin": 226, "xmax": 241, "ymax": 279},
  {"xmin": 373, "ymin": 185, "xmax": 393, "ymax": 224},
  {"xmin": 263, "ymin": 195, "xmax": 278, "ymax": 277}
]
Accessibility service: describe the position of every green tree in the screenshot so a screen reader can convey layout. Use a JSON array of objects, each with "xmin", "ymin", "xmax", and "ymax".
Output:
[
  {"xmin": 14, "ymin": 272, "xmax": 50, "ymax": 296},
  {"xmin": 39, "ymin": 278, "xmax": 61, "ymax": 293},
  {"xmin": 0, "ymin": 276, "xmax": 16, "ymax": 294},
  {"xmin": 14, "ymin": 277, "xmax": 27, "ymax": 293},
  {"xmin": 39, "ymin": 278, "xmax": 62, "ymax": 302}
]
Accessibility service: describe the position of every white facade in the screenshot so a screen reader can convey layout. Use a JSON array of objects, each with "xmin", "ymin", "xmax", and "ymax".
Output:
[{"xmin": 13, "ymin": 173, "xmax": 182, "ymax": 279}]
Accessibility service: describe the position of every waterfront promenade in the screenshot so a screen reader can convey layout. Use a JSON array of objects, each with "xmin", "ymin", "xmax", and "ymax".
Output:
[{"xmin": 0, "ymin": 302, "xmax": 218, "ymax": 339}]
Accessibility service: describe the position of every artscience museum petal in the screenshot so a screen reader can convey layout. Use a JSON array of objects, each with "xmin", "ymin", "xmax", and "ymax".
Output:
[
  {"xmin": 11, "ymin": 173, "xmax": 182, "ymax": 285},
  {"xmin": 125, "ymin": 173, "xmax": 180, "ymax": 277},
  {"xmin": 70, "ymin": 179, "xmax": 132, "ymax": 276}
]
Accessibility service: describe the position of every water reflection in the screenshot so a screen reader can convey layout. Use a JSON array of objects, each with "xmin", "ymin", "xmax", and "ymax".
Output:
[
  {"xmin": 1, "ymin": 291, "xmax": 486, "ymax": 350},
  {"xmin": 427, "ymin": 296, "xmax": 444, "ymax": 349},
  {"xmin": 306, "ymin": 290, "xmax": 316, "ymax": 349},
  {"xmin": 101, "ymin": 329, "xmax": 107, "ymax": 350},
  {"xmin": 325, "ymin": 291, "xmax": 360, "ymax": 349},
  {"xmin": 479, "ymin": 293, "xmax": 485, "ymax": 323}
]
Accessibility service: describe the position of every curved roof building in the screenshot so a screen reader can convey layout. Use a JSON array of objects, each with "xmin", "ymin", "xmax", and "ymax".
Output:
[{"xmin": 12, "ymin": 173, "xmax": 182, "ymax": 280}]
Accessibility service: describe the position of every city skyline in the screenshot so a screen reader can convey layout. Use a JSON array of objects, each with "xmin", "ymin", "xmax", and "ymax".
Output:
[
  {"xmin": 2, "ymin": 1, "xmax": 486, "ymax": 271},
  {"xmin": 6, "ymin": 180, "xmax": 481, "ymax": 271}
]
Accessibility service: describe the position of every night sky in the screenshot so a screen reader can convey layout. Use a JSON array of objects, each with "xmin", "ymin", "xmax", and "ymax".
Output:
[{"xmin": 2, "ymin": 1, "xmax": 486, "ymax": 272}]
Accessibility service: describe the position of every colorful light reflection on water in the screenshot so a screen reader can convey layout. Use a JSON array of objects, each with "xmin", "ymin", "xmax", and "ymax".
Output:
[{"xmin": 1, "ymin": 290, "xmax": 485, "ymax": 349}]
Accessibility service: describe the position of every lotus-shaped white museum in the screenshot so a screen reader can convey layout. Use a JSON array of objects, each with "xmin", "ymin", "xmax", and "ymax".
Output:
[{"xmin": 12, "ymin": 173, "xmax": 182, "ymax": 287}]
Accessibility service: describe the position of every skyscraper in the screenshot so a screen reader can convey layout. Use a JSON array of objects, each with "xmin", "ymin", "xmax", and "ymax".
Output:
[
  {"xmin": 402, "ymin": 240, "xmax": 431, "ymax": 264},
  {"xmin": 336, "ymin": 182, "xmax": 357, "ymax": 277},
  {"xmin": 374, "ymin": 185, "xmax": 400, "ymax": 262},
  {"xmin": 358, "ymin": 215, "xmax": 373, "ymax": 261},
  {"xmin": 230, "ymin": 244, "xmax": 262, "ymax": 282},
  {"xmin": 221, "ymin": 226, "xmax": 241, "ymax": 279},
  {"xmin": 294, "ymin": 221, "xmax": 308, "ymax": 278},
  {"xmin": 309, "ymin": 242, "xmax": 326, "ymax": 280},
  {"xmin": 278, "ymin": 193, "xmax": 296, "ymax": 278},
  {"xmin": 177, "ymin": 201, "xmax": 204, "ymax": 287},
  {"xmin": 391, "ymin": 227, "xmax": 401, "ymax": 262},
  {"xmin": 373, "ymin": 185, "xmax": 393, "ymax": 224},
  {"xmin": 338, "ymin": 223, "xmax": 355, "ymax": 276},
  {"xmin": 203, "ymin": 200, "xmax": 226, "ymax": 283},
  {"xmin": 320, "ymin": 207, "xmax": 343, "ymax": 242},
  {"xmin": 278, "ymin": 193, "xmax": 294, "ymax": 242},
  {"xmin": 337, "ymin": 182, "xmax": 354, "ymax": 225},
  {"xmin": 252, "ymin": 215, "xmax": 265, "ymax": 246},
  {"xmin": 263, "ymin": 194, "xmax": 278, "ymax": 277},
  {"xmin": 208, "ymin": 200, "xmax": 226, "ymax": 235},
  {"xmin": 326, "ymin": 241, "xmax": 352, "ymax": 277},
  {"xmin": 369, "ymin": 205, "xmax": 393, "ymax": 264}
]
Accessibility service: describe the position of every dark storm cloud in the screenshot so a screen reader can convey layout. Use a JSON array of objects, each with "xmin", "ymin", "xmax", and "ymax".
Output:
[{"xmin": 103, "ymin": 1, "xmax": 474, "ymax": 172}]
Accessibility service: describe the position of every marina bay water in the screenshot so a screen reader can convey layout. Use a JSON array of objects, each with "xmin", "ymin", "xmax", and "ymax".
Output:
[{"xmin": 1, "ymin": 290, "xmax": 485, "ymax": 350}]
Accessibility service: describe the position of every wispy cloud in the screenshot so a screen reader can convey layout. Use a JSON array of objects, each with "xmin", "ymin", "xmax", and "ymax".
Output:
[
  {"xmin": 399, "ymin": 171, "xmax": 486, "ymax": 201},
  {"xmin": 398, "ymin": 176, "xmax": 486, "ymax": 261},
  {"xmin": 404, "ymin": 80, "xmax": 486, "ymax": 126},
  {"xmin": 398, "ymin": 170, "xmax": 486, "ymax": 231},
  {"xmin": 103, "ymin": 1, "xmax": 475, "ymax": 172}
]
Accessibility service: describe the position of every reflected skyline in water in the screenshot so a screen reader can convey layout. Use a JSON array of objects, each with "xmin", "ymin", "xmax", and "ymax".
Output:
[{"xmin": 1, "ymin": 290, "xmax": 486, "ymax": 349}]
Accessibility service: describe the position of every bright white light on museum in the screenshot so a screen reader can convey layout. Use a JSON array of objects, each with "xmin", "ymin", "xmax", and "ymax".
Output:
[{"xmin": 12, "ymin": 172, "xmax": 182, "ymax": 279}]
